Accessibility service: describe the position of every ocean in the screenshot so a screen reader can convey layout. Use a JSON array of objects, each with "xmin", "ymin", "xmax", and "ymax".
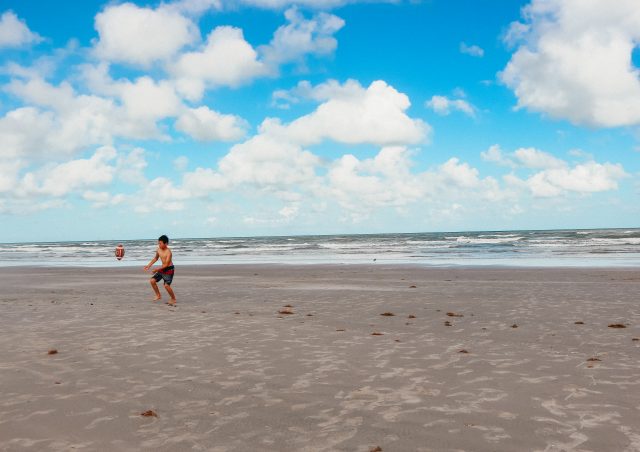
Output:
[{"xmin": 1, "ymin": 228, "xmax": 639, "ymax": 268}]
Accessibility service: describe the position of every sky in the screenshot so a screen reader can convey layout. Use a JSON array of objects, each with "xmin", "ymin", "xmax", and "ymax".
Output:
[{"xmin": 0, "ymin": 0, "xmax": 639, "ymax": 242}]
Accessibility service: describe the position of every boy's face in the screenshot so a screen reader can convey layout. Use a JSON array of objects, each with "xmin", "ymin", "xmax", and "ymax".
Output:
[{"xmin": 158, "ymin": 240, "xmax": 167, "ymax": 250}]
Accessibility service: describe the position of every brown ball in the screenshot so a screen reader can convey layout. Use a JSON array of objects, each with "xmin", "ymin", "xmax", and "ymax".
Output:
[{"xmin": 115, "ymin": 244, "xmax": 125, "ymax": 260}]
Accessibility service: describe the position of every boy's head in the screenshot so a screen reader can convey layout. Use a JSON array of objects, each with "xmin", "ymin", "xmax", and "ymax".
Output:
[{"xmin": 158, "ymin": 235, "xmax": 169, "ymax": 249}]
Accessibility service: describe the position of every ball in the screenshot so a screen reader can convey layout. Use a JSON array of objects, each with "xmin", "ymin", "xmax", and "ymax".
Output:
[{"xmin": 115, "ymin": 244, "xmax": 125, "ymax": 260}]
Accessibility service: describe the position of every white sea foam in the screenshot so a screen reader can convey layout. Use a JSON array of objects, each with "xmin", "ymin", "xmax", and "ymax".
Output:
[{"xmin": 2, "ymin": 229, "xmax": 639, "ymax": 267}]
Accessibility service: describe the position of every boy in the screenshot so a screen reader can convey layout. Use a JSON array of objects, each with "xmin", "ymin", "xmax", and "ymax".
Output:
[{"xmin": 144, "ymin": 235, "xmax": 176, "ymax": 305}]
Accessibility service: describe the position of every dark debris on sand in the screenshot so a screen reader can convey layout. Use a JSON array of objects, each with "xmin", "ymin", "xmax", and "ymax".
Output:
[
  {"xmin": 140, "ymin": 410, "xmax": 158, "ymax": 417},
  {"xmin": 446, "ymin": 312, "xmax": 463, "ymax": 317},
  {"xmin": 574, "ymin": 321, "xmax": 584, "ymax": 325},
  {"xmin": 444, "ymin": 321, "xmax": 452, "ymax": 327},
  {"xmin": 371, "ymin": 332, "xmax": 384, "ymax": 336},
  {"xmin": 47, "ymin": 349, "xmax": 58, "ymax": 355},
  {"xmin": 408, "ymin": 314, "xmax": 416, "ymax": 319},
  {"xmin": 380, "ymin": 312, "xmax": 395, "ymax": 316},
  {"xmin": 608, "ymin": 323, "xmax": 627, "ymax": 328}
]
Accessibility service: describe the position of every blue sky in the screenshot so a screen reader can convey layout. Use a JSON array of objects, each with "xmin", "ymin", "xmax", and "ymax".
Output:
[{"xmin": 0, "ymin": 0, "xmax": 638, "ymax": 242}]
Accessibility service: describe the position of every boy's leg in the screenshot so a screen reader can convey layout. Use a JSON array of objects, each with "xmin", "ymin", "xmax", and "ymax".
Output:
[
  {"xmin": 150, "ymin": 277, "xmax": 162, "ymax": 301},
  {"xmin": 164, "ymin": 284, "xmax": 176, "ymax": 304}
]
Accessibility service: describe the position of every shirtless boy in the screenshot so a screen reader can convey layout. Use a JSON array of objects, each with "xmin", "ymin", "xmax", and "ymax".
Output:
[{"xmin": 144, "ymin": 235, "xmax": 176, "ymax": 305}]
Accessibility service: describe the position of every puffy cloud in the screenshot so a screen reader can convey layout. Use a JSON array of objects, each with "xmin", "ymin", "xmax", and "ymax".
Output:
[
  {"xmin": 93, "ymin": 2, "xmax": 199, "ymax": 67},
  {"xmin": 82, "ymin": 64, "xmax": 253, "ymax": 142},
  {"xmin": 426, "ymin": 95, "xmax": 476, "ymax": 117},
  {"xmin": 19, "ymin": 147, "xmax": 117, "ymax": 197},
  {"xmin": 175, "ymin": 106, "xmax": 249, "ymax": 141},
  {"xmin": 0, "ymin": 11, "xmax": 42, "ymax": 48},
  {"xmin": 264, "ymin": 79, "xmax": 429, "ymax": 146},
  {"xmin": 459, "ymin": 42, "xmax": 484, "ymax": 57},
  {"xmin": 116, "ymin": 148, "xmax": 148, "ymax": 184},
  {"xmin": 323, "ymin": 147, "xmax": 508, "ymax": 219},
  {"xmin": 486, "ymin": 145, "xmax": 629, "ymax": 197},
  {"xmin": 82, "ymin": 190, "xmax": 126, "ymax": 208},
  {"xmin": 325, "ymin": 146, "xmax": 425, "ymax": 211},
  {"xmin": 181, "ymin": 135, "xmax": 319, "ymax": 197},
  {"xmin": 167, "ymin": 0, "xmax": 224, "ymax": 15},
  {"xmin": 118, "ymin": 77, "xmax": 183, "ymax": 121},
  {"xmin": 481, "ymin": 145, "xmax": 565, "ymax": 169},
  {"xmin": 1, "ymin": 77, "xmax": 176, "ymax": 159},
  {"xmin": 278, "ymin": 204, "xmax": 299, "ymax": 220},
  {"xmin": 217, "ymin": 134, "xmax": 320, "ymax": 188},
  {"xmin": 171, "ymin": 26, "xmax": 268, "ymax": 101},
  {"xmin": 173, "ymin": 156, "xmax": 190, "ymax": 171},
  {"xmin": 438, "ymin": 158, "xmax": 481, "ymax": 188},
  {"xmin": 134, "ymin": 177, "xmax": 194, "ymax": 213},
  {"xmin": 480, "ymin": 144, "xmax": 511, "ymax": 166},
  {"xmin": 227, "ymin": 0, "xmax": 396, "ymax": 8},
  {"xmin": 259, "ymin": 8, "xmax": 345, "ymax": 67},
  {"xmin": 512, "ymin": 147, "xmax": 566, "ymax": 170},
  {"xmin": 177, "ymin": 79, "xmax": 428, "ymax": 210},
  {"xmin": 522, "ymin": 162, "xmax": 628, "ymax": 197},
  {"xmin": 0, "ymin": 160, "xmax": 23, "ymax": 193},
  {"xmin": 501, "ymin": 0, "xmax": 640, "ymax": 127}
]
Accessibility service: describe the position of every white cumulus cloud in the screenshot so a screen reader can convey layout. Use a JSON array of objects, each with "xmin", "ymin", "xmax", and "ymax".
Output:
[
  {"xmin": 0, "ymin": 11, "xmax": 42, "ymax": 48},
  {"xmin": 260, "ymin": 8, "xmax": 345, "ymax": 67},
  {"xmin": 19, "ymin": 146, "xmax": 117, "ymax": 197},
  {"xmin": 459, "ymin": 42, "xmax": 484, "ymax": 57},
  {"xmin": 426, "ymin": 95, "xmax": 476, "ymax": 117},
  {"xmin": 523, "ymin": 162, "xmax": 628, "ymax": 197},
  {"xmin": 265, "ymin": 79, "xmax": 429, "ymax": 146},
  {"xmin": 501, "ymin": 0, "xmax": 640, "ymax": 127},
  {"xmin": 93, "ymin": 2, "xmax": 199, "ymax": 67},
  {"xmin": 486, "ymin": 145, "xmax": 629, "ymax": 197},
  {"xmin": 481, "ymin": 145, "xmax": 565, "ymax": 169},
  {"xmin": 175, "ymin": 106, "xmax": 249, "ymax": 141},
  {"xmin": 171, "ymin": 26, "xmax": 268, "ymax": 100}
]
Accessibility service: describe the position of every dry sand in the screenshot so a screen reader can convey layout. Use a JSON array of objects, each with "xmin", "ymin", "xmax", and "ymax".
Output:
[{"xmin": 1, "ymin": 264, "xmax": 639, "ymax": 451}]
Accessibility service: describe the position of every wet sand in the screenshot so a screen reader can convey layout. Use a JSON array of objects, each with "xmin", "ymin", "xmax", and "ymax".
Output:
[{"xmin": 1, "ymin": 264, "xmax": 639, "ymax": 451}]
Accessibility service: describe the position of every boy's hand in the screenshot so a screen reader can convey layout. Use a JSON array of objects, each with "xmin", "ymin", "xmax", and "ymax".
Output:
[{"xmin": 143, "ymin": 265, "xmax": 150, "ymax": 272}]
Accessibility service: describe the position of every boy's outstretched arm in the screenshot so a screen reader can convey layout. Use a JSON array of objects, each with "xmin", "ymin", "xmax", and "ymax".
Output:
[{"xmin": 144, "ymin": 251, "xmax": 159, "ymax": 271}]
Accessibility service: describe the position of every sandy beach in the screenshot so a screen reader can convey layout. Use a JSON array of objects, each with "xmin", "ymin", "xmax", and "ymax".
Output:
[{"xmin": 1, "ymin": 264, "xmax": 639, "ymax": 451}]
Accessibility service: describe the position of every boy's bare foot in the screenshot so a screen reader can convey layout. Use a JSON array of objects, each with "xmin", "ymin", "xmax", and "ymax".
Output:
[
  {"xmin": 152, "ymin": 296, "xmax": 162, "ymax": 302},
  {"xmin": 167, "ymin": 299, "xmax": 177, "ymax": 306}
]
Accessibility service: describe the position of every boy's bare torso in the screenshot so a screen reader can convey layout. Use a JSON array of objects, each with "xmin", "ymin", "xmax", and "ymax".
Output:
[{"xmin": 157, "ymin": 247, "xmax": 173, "ymax": 269}]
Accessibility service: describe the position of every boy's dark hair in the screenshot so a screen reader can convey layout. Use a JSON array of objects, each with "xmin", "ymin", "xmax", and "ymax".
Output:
[{"xmin": 158, "ymin": 235, "xmax": 169, "ymax": 244}]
